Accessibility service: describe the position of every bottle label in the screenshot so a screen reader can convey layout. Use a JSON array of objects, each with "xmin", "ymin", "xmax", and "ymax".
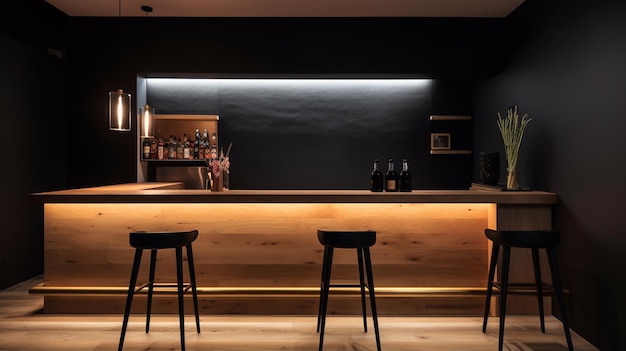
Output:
[
  {"xmin": 143, "ymin": 145, "xmax": 150, "ymax": 158},
  {"xmin": 386, "ymin": 179, "xmax": 397, "ymax": 191},
  {"xmin": 157, "ymin": 146, "xmax": 164, "ymax": 160}
]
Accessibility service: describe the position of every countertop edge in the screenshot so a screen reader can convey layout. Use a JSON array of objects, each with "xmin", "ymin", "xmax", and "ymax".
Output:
[{"xmin": 31, "ymin": 183, "xmax": 558, "ymax": 204}]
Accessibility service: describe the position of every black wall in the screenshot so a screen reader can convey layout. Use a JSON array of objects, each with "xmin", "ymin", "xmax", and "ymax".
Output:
[
  {"xmin": 147, "ymin": 78, "xmax": 473, "ymax": 189},
  {"xmin": 62, "ymin": 17, "xmax": 504, "ymax": 188},
  {"xmin": 473, "ymin": 0, "xmax": 626, "ymax": 349},
  {"xmin": 0, "ymin": 1, "xmax": 67, "ymax": 293}
]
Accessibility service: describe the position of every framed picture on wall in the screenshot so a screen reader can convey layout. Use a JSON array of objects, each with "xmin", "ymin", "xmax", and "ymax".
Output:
[{"xmin": 431, "ymin": 133, "xmax": 451, "ymax": 150}]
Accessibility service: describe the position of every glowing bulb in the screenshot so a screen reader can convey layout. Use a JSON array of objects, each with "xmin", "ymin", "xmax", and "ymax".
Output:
[
  {"xmin": 143, "ymin": 104, "xmax": 151, "ymax": 137},
  {"xmin": 117, "ymin": 95, "xmax": 123, "ymax": 129}
]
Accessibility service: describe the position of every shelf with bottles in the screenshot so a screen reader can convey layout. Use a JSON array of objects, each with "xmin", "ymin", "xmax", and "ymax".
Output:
[
  {"xmin": 140, "ymin": 114, "xmax": 219, "ymax": 161},
  {"xmin": 429, "ymin": 115, "xmax": 472, "ymax": 155}
]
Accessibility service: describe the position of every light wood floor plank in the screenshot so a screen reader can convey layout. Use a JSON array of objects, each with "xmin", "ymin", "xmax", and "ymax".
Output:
[{"xmin": 0, "ymin": 276, "xmax": 598, "ymax": 351}]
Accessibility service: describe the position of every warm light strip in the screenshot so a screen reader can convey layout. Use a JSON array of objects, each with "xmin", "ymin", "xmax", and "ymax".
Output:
[{"xmin": 29, "ymin": 284, "xmax": 563, "ymax": 297}]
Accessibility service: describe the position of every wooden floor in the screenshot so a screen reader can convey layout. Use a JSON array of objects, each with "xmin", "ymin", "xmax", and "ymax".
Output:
[{"xmin": 1, "ymin": 276, "xmax": 599, "ymax": 351}]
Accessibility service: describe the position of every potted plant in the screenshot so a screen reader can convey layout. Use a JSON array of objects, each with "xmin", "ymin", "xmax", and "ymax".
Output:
[{"xmin": 497, "ymin": 105, "xmax": 531, "ymax": 190}]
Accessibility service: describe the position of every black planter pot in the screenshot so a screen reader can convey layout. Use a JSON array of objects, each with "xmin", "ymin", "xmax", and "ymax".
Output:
[{"xmin": 479, "ymin": 152, "xmax": 500, "ymax": 185}]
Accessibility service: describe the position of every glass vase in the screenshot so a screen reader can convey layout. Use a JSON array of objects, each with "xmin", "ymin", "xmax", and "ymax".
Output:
[
  {"xmin": 506, "ymin": 169, "xmax": 518, "ymax": 190},
  {"xmin": 211, "ymin": 171, "xmax": 224, "ymax": 192}
]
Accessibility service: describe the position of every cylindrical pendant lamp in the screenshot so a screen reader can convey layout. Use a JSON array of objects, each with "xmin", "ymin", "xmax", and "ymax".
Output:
[
  {"xmin": 109, "ymin": 89, "xmax": 131, "ymax": 131},
  {"xmin": 140, "ymin": 104, "xmax": 155, "ymax": 138}
]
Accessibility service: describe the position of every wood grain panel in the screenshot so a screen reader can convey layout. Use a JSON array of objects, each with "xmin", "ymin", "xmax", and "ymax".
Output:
[{"xmin": 43, "ymin": 202, "xmax": 490, "ymax": 314}]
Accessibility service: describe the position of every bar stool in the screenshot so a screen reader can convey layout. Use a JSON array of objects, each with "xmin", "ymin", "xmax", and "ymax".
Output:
[
  {"xmin": 316, "ymin": 229, "xmax": 381, "ymax": 351},
  {"xmin": 118, "ymin": 230, "xmax": 201, "ymax": 351},
  {"xmin": 482, "ymin": 229, "xmax": 574, "ymax": 351}
]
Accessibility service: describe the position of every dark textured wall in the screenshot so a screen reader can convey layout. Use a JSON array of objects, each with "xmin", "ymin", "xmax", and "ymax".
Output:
[
  {"xmin": 0, "ymin": 1, "xmax": 67, "ymax": 290},
  {"xmin": 473, "ymin": 0, "xmax": 626, "ymax": 349},
  {"xmin": 63, "ymin": 17, "xmax": 503, "ymax": 188},
  {"xmin": 147, "ymin": 78, "xmax": 473, "ymax": 189}
]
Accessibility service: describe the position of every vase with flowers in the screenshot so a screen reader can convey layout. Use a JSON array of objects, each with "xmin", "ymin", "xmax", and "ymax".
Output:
[
  {"xmin": 497, "ymin": 105, "xmax": 531, "ymax": 190},
  {"xmin": 207, "ymin": 143, "xmax": 232, "ymax": 192}
]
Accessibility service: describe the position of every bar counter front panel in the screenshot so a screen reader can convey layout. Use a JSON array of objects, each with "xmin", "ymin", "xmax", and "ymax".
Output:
[{"xmin": 32, "ymin": 183, "xmax": 556, "ymax": 315}]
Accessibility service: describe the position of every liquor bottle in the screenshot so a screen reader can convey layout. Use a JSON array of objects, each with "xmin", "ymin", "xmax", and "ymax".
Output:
[
  {"xmin": 385, "ymin": 158, "xmax": 398, "ymax": 192},
  {"xmin": 199, "ymin": 129, "xmax": 208, "ymax": 159},
  {"xmin": 168, "ymin": 135, "xmax": 176, "ymax": 159},
  {"xmin": 142, "ymin": 138, "xmax": 150, "ymax": 159},
  {"xmin": 210, "ymin": 133, "xmax": 218, "ymax": 159},
  {"xmin": 157, "ymin": 138, "xmax": 164, "ymax": 160},
  {"xmin": 173, "ymin": 136, "xmax": 180, "ymax": 159},
  {"xmin": 399, "ymin": 159, "xmax": 412, "ymax": 192},
  {"xmin": 370, "ymin": 159, "xmax": 383, "ymax": 192},
  {"xmin": 163, "ymin": 137, "xmax": 169, "ymax": 159},
  {"xmin": 174, "ymin": 137, "xmax": 183, "ymax": 160},
  {"xmin": 193, "ymin": 129, "xmax": 201, "ymax": 159},
  {"xmin": 182, "ymin": 133, "xmax": 191, "ymax": 159},
  {"xmin": 149, "ymin": 138, "xmax": 157, "ymax": 159}
]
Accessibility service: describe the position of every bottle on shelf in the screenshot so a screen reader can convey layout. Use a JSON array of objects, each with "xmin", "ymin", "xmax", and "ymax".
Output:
[
  {"xmin": 199, "ymin": 129, "xmax": 208, "ymax": 159},
  {"xmin": 168, "ymin": 135, "xmax": 176, "ymax": 159},
  {"xmin": 142, "ymin": 138, "xmax": 151, "ymax": 159},
  {"xmin": 182, "ymin": 133, "xmax": 191, "ymax": 159},
  {"xmin": 194, "ymin": 129, "xmax": 201, "ymax": 159},
  {"xmin": 385, "ymin": 158, "xmax": 398, "ymax": 192},
  {"xmin": 370, "ymin": 159, "xmax": 383, "ymax": 192},
  {"xmin": 399, "ymin": 158, "xmax": 412, "ymax": 192},
  {"xmin": 176, "ymin": 135, "xmax": 184, "ymax": 159},
  {"xmin": 210, "ymin": 133, "xmax": 218, "ymax": 159},
  {"xmin": 149, "ymin": 138, "xmax": 157, "ymax": 159},
  {"xmin": 163, "ymin": 137, "xmax": 169, "ymax": 159},
  {"xmin": 157, "ymin": 138, "xmax": 164, "ymax": 160}
]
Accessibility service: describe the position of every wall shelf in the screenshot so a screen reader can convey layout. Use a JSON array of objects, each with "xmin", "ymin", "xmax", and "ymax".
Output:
[
  {"xmin": 429, "ymin": 115, "xmax": 472, "ymax": 156},
  {"xmin": 140, "ymin": 159, "xmax": 209, "ymax": 165},
  {"xmin": 430, "ymin": 115, "xmax": 472, "ymax": 121},
  {"xmin": 430, "ymin": 149, "xmax": 472, "ymax": 155}
]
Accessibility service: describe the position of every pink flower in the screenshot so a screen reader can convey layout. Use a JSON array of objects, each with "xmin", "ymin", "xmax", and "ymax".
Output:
[
  {"xmin": 210, "ymin": 155, "xmax": 230, "ymax": 178},
  {"xmin": 206, "ymin": 144, "xmax": 232, "ymax": 179}
]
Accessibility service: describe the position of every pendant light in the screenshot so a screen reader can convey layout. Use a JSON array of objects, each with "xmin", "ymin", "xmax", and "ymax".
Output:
[
  {"xmin": 109, "ymin": 89, "xmax": 131, "ymax": 131},
  {"xmin": 108, "ymin": 1, "xmax": 131, "ymax": 131}
]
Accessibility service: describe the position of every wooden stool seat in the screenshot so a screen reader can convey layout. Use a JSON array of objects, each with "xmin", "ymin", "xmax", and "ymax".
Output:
[
  {"xmin": 483, "ymin": 229, "xmax": 573, "ymax": 351},
  {"xmin": 316, "ymin": 230, "xmax": 381, "ymax": 351},
  {"xmin": 118, "ymin": 230, "xmax": 201, "ymax": 351}
]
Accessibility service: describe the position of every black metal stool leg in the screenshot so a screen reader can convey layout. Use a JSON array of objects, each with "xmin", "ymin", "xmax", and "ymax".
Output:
[
  {"xmin": 317, "ymin": 247, "xmax": 331, "ymax": 333},
  {"xmin": 118, "ymin": 249, "xmax": 143, "ymax": 351},
  {"xmin": 531, "ymin": 248, "xmax": 546, "ymax": 333},
  {"xmin": 357, "ymin": 248, "xmax": 368, "ymax": 332},
  {"xmin": 175, "ymin": 247, "xmax": 186, "ymax": 351},
  {"xmin": 186, "ymin": 244, "xmax": 201, "ymax": 333},
  {"xmin": 146, "ymin": 249, "xmax": 157, "ymax": 333},
  {"xmin": 547, "ymin": 248, "xmax": 574, "ymax": 351},
  {"xmin": 498, "ymin": 246, "xmax": 511, "ymax": 351},
  {"xmin": 318, "ymin": 247, "xmax": 333, "ymax": 351},
  {"xmin": 363, "ymin": 248, "xmax": 381, "ymax": 351},
  {"xmin": 483, "ymin": 242, "xmax": 499, "ymax": 333}
]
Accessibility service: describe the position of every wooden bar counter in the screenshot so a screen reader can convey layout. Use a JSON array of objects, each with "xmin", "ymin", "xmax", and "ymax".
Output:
[{"xmin": 31, "ymin": 183, "xmax": 557, "ymax": 315}]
